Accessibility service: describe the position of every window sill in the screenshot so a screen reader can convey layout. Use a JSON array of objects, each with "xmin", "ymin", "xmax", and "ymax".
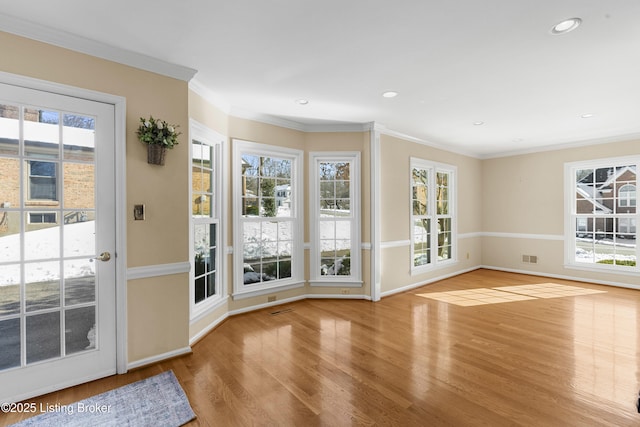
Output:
[
  {"xmin": 564, "ymin": 263, "xmax": 640, "ymax": 277},
  {"xmin": 232, "ymin": 280, "xmax": 305, "ymax": 300},
  {"xmin": 25, "ymin": 201, "xmax": 60, "ymax": 207},
  {"xmin": 191, "ymin": 295, "xmax": 228, "ymax": 323},
  {"xmin": 411, "ymin": 259, "xmax": 459, "ymax": 276},
  {"xmin": 309, "ymin": 279, "xmax": 363, "ymax": 288}
]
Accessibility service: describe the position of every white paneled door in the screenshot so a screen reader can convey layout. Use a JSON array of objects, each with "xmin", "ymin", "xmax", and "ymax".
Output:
[{"xmin": 0, "ymin": 82, "xmax": 116, "ymax": 402}]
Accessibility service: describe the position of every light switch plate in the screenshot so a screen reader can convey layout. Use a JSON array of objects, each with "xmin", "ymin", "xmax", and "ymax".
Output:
[{"xmin": 134, "ymin": 204, "xmax": 145, "ymax": 220}]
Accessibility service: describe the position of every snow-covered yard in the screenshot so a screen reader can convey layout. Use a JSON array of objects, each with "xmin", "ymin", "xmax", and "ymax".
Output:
[
  {"xmin": 0, "ymin": 221, "xmax": 95, "ymax": 286},
  {"xmin": 575, "ymin": 237, "xmax": 637, "ymax": 264}
]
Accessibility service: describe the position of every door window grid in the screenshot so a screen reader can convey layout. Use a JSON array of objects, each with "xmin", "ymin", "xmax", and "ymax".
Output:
[{"xmin": 0, "ymin": 103, "xmax": 98, "ymax": 371}]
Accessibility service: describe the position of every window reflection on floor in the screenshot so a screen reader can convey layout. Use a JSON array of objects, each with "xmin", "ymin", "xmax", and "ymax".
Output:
[{"xmin": 416, "ymin": 283, "xmax": 606, "ymax": 306}]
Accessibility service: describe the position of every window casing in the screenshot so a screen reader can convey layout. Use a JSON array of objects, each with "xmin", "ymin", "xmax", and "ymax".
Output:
[
  {"xmin": 309, "ymin": 152, "xmax": 361, "ymax": 286},
  {"xmin": 410, "ymin": 158, "xmax": 456, "ymax": 273},
  {"xmin": 565, "ymin": 157, "xmax": 638, "ymax": 272},
  {"xmin": 190, "ymin": 122, "xmax": 225, "ymax": 319},
  {"xmin": 233, "ymin": 140, "xmax": 303, "ymax": 298}
]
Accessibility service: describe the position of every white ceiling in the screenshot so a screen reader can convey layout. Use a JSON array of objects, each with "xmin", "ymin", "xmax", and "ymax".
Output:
[{"xmin": 2, "ymin": 0, "xmax": 640, "ymax": 158}]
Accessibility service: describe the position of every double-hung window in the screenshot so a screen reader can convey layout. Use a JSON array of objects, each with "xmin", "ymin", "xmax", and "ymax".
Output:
[
  {"xmin": 565, "ymin": 156, "xmax": 638, "ymax": 271},
  {"xmin": 190, "ymin": 121, "xmax": 225, "ymax": 318},
  {"xmin": 309, "ymin": 152, "xmax": 361, "ymax": 286},
  {"xmin": 233, "ymin": 140, "xmax": 303, "ymax": 298},
  {"xmin": 410, "ymin": 158, "xmax": 456, "ymax": 273}
]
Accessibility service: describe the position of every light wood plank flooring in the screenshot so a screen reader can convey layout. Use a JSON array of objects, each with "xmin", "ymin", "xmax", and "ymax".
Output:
[{"xmin": 4, "ymin": 269, "xmax": 640, "ymax": 426}]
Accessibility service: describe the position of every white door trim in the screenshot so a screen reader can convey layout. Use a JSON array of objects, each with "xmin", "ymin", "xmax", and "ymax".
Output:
[{"xmin": 0, "ymin": 71, "xmax": 128, "ymax": 375}]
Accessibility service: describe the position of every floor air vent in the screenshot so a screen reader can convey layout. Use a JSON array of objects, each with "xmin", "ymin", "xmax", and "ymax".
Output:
[{"xmin": 270, "ymin": 308, "xmax": 293, "ymax": 316}]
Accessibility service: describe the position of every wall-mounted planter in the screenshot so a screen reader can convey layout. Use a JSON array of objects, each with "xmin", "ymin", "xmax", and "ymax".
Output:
[
  {"xmin": 137, "ymin": 116, "xmax": 181, "ymax": 166},
  {"xmin": 147, "ymin": 144, "xmax": 167, "ymax": 165}
]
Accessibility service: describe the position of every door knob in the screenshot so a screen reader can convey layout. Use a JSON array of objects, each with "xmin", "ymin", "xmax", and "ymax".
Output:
[{"xmin": 92, "ymin": 252, "xmax": 111, "ymax": 262}]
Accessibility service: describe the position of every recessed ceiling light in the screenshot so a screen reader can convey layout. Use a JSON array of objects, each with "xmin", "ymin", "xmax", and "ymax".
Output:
[
  {"xmin": 581, "ymin": 113, "xmax": 594, "ymax": 118},
  {"xmin": 473, "ymin": 121, "xmax": 484, "ymax": 126},
  {"xmin": 382, "ymin": 91, "xmax": 398, "ymax": 98},
  {"xmin": 295, "ymin": 99, "xmax": 309, "ymax": 105},
  {"xmin": 551, "ymin": 18, "xmax": 582, "ymax": 35}
]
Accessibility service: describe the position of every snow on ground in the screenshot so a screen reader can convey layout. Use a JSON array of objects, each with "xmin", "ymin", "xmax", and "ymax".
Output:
[
  {"xmin": 3, "ymin": 217, "xmax": 636, "ymax": 287},
  {"xmin": 0, "ymin": 221, "xmax": 95, "ymax": 286},
  {"xmin": 241, "ymin": 212, "xmax": 352, "ymax": 260}
]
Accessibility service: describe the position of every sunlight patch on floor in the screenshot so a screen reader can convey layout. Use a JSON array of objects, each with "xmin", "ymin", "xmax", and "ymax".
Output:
[{"xmin": 416, "ymin": 283, "xmax": 607, "ymax": 306}]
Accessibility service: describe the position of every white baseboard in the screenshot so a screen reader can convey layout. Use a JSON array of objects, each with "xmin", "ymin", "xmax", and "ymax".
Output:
[
  {"xmin": 189, "ymin": 313, "xmax": 229, "ymax": 346},
  {"xmin": 146, "ymin": 261, "xmax": 640, "ymax": 374},
  {"xmin": 127, "ymin": 346, "xmax": 192, "ymax": 371},
  {"xmin": 480, "ymin": 265, "xmax": 640, "ymax": 291},
  {"xmin": 306, "ymin": 293, "xmax": 372, "ymax": 300},
  {"xmin": 380, "ymin": 266, "xmax": 481, "ymax": 297},
  {"xmin": 188, "ymin": 292, "xmax": 372, "ymax": 346}
]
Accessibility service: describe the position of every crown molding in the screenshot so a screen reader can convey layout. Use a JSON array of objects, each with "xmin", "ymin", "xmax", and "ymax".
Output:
[
  {"xmin": 0, "ymin": 13, "xmax": 197, "ymax": 82},
  {"xmin": 229, "ymin": 107, "xmax": 309, "ymax": 132},
  {"xmin": 188, "ymin": 79, "xmax": 231, "ymax": 113},
  {"xmin": 374, "ymin": 125, "xmax": 481, "ymax": 158},
  {"xmin": 230, "ymin": 108, "xmax": 374, "ymax": 134},
  {"xmin": 303, "ymin": 122, "xmax": 372, "ymax": 133},
  {"xmin": 482, "ymin": 130, "xmax": 640, "ymax": 160},
  {"xmin": 189, "ymin": 80, "xmax": 375, "ymax": 135}
]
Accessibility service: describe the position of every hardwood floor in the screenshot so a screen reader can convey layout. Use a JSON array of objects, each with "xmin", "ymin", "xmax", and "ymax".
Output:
[{"xmin": 3, "ymin": 269, "xmax": 640, "ymax": 426}]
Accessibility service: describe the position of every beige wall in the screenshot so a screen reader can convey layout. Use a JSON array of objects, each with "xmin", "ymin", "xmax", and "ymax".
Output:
[
  {"xmin": 186, "ymin": 94, "xmax": 377, "ymax": 338},
  {"xmin": 7, "ymin": 29, "xmax": 639, "ymax": 368},
  {"xmin": 379, "ymin": 134, "xmax": 483, "ymax": 293},
  {"xmin": 304, "ymin": 131, "xmax": 372, "ymax": 296},
  {"xmin": 188, "ymin": 91, "xmax": 229, "ymax": 137},
  {"xmin": 1, "ymin": 31, "xmax": 190, "ymax": 363},
  {"xmin": 226, "ymin": 120, "xmax": 375, "ymax": 309},
  {"xmin": 482, "ymin": 138, "xmax": 640, "ymax": 286}
]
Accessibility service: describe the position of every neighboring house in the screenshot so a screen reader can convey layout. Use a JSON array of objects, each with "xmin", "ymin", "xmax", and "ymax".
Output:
[
  {"xmin": 575, "ymin": 165, "xmax": 636, "ymax": 237},
  {"xmin": 275, "ymin": 184, "xmax": 291, "ymax": 208},
  {"xmin": 0, "ymin": 108, "xmax": 95, "ymax": 235}
]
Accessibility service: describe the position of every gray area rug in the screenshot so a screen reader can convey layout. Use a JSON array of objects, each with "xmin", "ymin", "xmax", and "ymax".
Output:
[{"xmin": 11, "ymin": 370, "xmax": 196, "ymax": 426}]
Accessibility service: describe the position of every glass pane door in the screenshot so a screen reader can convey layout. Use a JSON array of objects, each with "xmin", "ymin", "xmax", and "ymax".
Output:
[{"xmin": 0, "ymin": 83, "xmax": 116, "ymax": 402}]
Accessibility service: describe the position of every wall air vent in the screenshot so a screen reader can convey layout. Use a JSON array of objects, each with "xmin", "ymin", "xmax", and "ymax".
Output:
[{"xmin": 522, "ymin": 255, "xmax": 538, "ymax": 264}]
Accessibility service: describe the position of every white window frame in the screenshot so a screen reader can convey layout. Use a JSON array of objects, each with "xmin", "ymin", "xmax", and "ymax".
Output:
[
  {"xmin": 309, "ymin": 152, "xmax": 362, "ymax": 287},
  {"xmin": 189, "ymin": 120, "xmax": 227, "ymax": 320},
  {"xmin": 410, "ymin": 158, "xmax": 457, "ymax": 275},
  {"xmin": 232, "ymin": 139, "xmax": 304, "ymax": 299},
  {"xmin": 564, "ymin": 155, "xmax": 639, "ymax": 274}
]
